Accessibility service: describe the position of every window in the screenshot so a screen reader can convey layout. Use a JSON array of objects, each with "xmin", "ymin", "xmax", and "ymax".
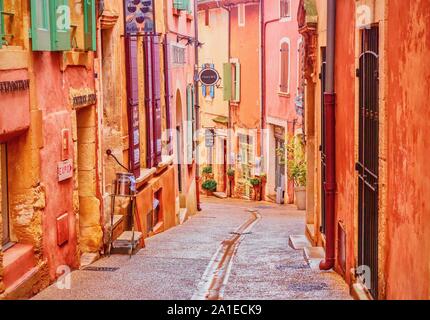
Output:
[
  {"xmin": 172, "ymin": 44, "xmax": 186, "ymax": 64},
  {"xmin": 1, "ymin": 144, "xmax": 10, "ymax": 247},
  {"xmin": 30, "ymin": 0, "xmax": 96, "ymax": 51},
  {"xmin": 0, "ymin": 0, "xmax": 22, "ymax": 48},
  {"xmin": 238, "ymin": 4, "xmax": 245, "ymax": 27},
  {"xmin": 280, "ymin": 39, "xmax": 290, "ymax": 94},
  {"xmin": 223, "ymin": 60, "xmax": 241, "ymax": 102},
  {"xmin": 280, "ymin": 0, "xmax": 291, "ymax": 19}
]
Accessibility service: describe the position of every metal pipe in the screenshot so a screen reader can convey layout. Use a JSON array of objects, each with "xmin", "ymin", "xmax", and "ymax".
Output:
[
  {"xmin": 194, "ymin": 0, "xmax": 202, "ymax": 211},
  {"xmin": 320, "ymin": 0, "xmax": 336, "ymax": 271}
]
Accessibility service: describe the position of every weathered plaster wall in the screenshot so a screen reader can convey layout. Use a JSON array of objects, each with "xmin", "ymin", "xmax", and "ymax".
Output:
[{"xmin": 385, "ymin": 0, "xmax": 430, "ymax": 300}]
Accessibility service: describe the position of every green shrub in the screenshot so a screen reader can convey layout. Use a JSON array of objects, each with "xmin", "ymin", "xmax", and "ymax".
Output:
[
  {"xmin": 202, "ymin": 166, "xmax": 213, "ymax": 175},
  {"xmin": 249, "ymin": 178, "xmax": 261, "ymax": 186},
  {"xmin": 202, "ymin": 179, "xmax": 217, "ymax": 192},
  {"xmin": 227, "ymin": 168, "xmax": 235, "ymax": 177}
]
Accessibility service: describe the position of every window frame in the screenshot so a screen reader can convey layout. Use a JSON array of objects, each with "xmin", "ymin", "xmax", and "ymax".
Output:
[
  {"xmin": 238, "ymin": 4, "xmax": 245, "ymax": 27},
  {"xmin": 0, "ymin": 0, "xmax": 18, "ymax": 48},
  {"xmin": 279, "ymin": 37, "xmax": 291, "ymax": 94},
  {"xmin": 279, "ymin": 0, "xmax": 292, "ymax": 21},
  {"xmin": 1, "ymin": 143, "xmax": 10, "ymax": 247}
]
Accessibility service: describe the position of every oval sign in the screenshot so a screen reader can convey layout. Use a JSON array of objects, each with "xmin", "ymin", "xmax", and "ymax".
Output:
[{"xmin": 199, "ymin": 68, "xmax": 220, "ymax": 86}]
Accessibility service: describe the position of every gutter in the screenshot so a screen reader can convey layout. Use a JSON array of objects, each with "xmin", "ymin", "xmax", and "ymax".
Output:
[
  {"xmin": 194, "ymin": 0, "xmax": 202, "ymax": 211},
  {"xmin": 319, "ymin": 0, "xmax": 336, "ymax": 271}
]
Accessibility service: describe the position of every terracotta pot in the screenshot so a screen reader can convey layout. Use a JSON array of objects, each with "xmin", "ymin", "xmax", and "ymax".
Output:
[
  {"xmin": 294, "ymin": 186, "xmax": 306, "ymax": 210},
  {"xmin": 205, "ymin": 190, "xmax": 213, "ymax": 196}
]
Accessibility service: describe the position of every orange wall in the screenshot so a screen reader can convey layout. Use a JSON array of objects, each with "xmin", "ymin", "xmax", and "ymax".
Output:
[
  {"xmin": 333, "ymin": 0, "xmax": 356, "ymax": 285},
  {"xmin": 230, "ymin": 4, "xmax": 261, "ymax": 131},
  {"xmin": 385, "ymin": 0, "xmax": 430, "ymax": 300}
]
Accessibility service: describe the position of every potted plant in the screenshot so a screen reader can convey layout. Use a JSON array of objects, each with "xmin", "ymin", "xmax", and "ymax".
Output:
[
  {"xmin": 249, "ymin": 177, "xmax": 261, "ymax": 201},
  {"xmin": 202, "ymin": 166, "xmax": 214, "ymax": 180},
  {"xmin": 202, "ymin": 179, "xmax": 217, "ymax": 196},
  {"xmin": 259, "ymin": 173, "xmax": 267, "ymax": 201},
  {"xmin": 227, "ymin": 168, "xmax": 235, "ymax": 180},
  {"xmin": 287, "ymin": 135, "xmax": 307, "ymax": 210}
]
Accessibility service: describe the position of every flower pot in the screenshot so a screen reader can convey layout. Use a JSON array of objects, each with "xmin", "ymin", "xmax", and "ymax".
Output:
[
  {"xmin": 294, "ymin": 186, "xmax": 306, "ymax": 210},
  {"xmin": 205, "ymin": 190, "xmax": 213, "ymax": 196}
]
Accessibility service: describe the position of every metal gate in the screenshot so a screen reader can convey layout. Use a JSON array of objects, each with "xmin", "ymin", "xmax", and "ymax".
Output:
[
  {"xmin": 356, "ymin": 26, "xmax": 379, "ymax": 299},
  {"xmin": 319, "ymin": 48, "xmax": 327, "ymax": 234}
]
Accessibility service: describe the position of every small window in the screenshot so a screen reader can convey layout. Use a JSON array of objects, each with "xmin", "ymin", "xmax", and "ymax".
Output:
[
  {"xmin": 1, "ymin": 144, "xmax": 10, "ymax": 247},
  {"xmin": 172, "ymin": 44, "xmax": 186, "ymax": 64},
  {"xmin": 280, "ymin": 0, "xmax": 291, "ymax": 19},
  {"xmin": 223, "ymin": 60, "xmax": 241, "ymax": 102},
  {"xmin": 280, "ymin": 39, "xmax": 290, "ymax": 94},
  {"xmin": 173, "ymin": 0, "xmax": 190, "ymax": 12},
  {"xmin": 0, "ymin": 0, "xmax": 23, "ymax": 48},
  {"xmin": 238, "ymin": 4, "xmax": 245, "ymax": 27}
]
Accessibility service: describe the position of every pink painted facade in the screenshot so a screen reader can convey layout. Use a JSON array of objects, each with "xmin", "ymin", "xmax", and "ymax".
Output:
[{"xmin": 263, "ymin": 0, "xmax": 303, "ymax": 203}]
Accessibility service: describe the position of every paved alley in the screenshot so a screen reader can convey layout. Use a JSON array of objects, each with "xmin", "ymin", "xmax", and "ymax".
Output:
[{"xmin": 34, "ymin": 199, "xmax": 351, "ymax": 300}]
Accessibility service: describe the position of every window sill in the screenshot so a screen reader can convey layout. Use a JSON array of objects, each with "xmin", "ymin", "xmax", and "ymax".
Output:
[
  {"xmin": 172, "ymin": 8, "xmax": 181, "ymax": 16},
  {"xmin": 0, "ymin": 47, "xmax": 28, "ymax": 70},
  {"xmin": 278, "ymin": 92, "xmax": 291, "ymax": 98},
  {"xmin": 280, "ymin": 16, "xmax": 292, "ymax": 23},
  {"xmin": 230, "ymin": 101, "xmax": 240, "ymax": 107},
  {"xmin": 61, "ymin": 50, "xmax": 93, "ymax": 71},
  {"xmin": 186, "ymin": 13, "xmax": 194, "ymax": 21}
]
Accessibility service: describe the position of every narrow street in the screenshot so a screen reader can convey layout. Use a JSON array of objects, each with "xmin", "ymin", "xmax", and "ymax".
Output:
[{"xmin": 34, "ymin": 199, "xmax": 350, "ymax": 300}]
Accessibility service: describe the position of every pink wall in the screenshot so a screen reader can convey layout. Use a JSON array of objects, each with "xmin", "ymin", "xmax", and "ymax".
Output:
[{"xmin": 264, "ymin": 0, "xmax": 301, "ymax": 123}]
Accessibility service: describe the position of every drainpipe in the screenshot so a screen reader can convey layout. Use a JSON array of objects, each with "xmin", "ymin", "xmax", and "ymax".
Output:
[
  {"xmin": 194, "ymin": 0, "xmax": 202, "ymax": 211},
  {"xmin": 320, "ymin": 0, "xmax": 336, "ymax": 271}
]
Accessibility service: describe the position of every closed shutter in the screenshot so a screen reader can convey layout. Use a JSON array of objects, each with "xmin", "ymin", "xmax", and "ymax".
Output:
[
  {"xmin": 143, "ymin": 36, "xmax": 154, "ymax": 168},
  {"xmin": 126, "ymin": 36, "xmax": 141, "ymax": 177},
  {"xmin": 0, "ymin": 0, "xmax": 4, "ymax": 48},
  {"xmin": 84, "ymin": 0, "xmax": 96, "ymax": 51},
  {"xmin": 186, "ymin": 85, "xmax": 193, "ymax": 164},
  {"xmin": 280, "ymin": 42, "xmax": 289, "ymax": 93},
  {"xmin": 50, "ymin": 0, "xmax": 71, "ymax": 51},
  {"xmin": 152, "ymin": 35, "xmax": 162, "ymax": 166},
  {"xmin": 30, "ymin": 0, "xmax": 51, "ymax": 51},
  {"xmin": 202, "ymin": 64, "xmax": 207, "ymax": 97},
  {"xmin": 174, "ymin": 0, "xmax": 189, "ymax": 11},
  {"xmin": 234, "ymin": 62, "xmax": 240, "ymax": 101},
  {"xmin": 223, "ymin": 63, "xmax": 232, "ymax": 101}
]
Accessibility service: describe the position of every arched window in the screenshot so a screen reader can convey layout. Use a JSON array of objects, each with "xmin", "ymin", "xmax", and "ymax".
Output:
[
  {"xmin": 280, "ymin": 39, "xmax": 290, "ymax": 94},
  {"xmin": 280, "ymin": 0, "xmax": 291, "ymax": 19}
]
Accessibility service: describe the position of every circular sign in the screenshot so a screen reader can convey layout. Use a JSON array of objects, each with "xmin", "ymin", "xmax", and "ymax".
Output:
[{"xmin": 199, "ymin": 68, "xmax": 220, "ymax": 86}]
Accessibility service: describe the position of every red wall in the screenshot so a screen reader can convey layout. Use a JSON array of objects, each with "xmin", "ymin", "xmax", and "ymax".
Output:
[
  {"xmin": 333, "ymin": 0, "xmax": 356, "ymax": 285},
  {"xmin": 385, "ymin": 0, "xmax": 430, "ymax": 300}
]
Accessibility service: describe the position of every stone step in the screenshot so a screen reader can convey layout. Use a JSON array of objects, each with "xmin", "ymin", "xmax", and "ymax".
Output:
[
  {"xmin": 179, "ymin": 208, "xmax": 188, "ymax": 225},
  {"xmin": 3, "ymin": 244, "xmax": 36, "ymax": 289},
  {"xmin": 112, "ymin": 214, "xmax": 124, "ymax": 228},
  {"xmin": 213, "ymin": 192, "xmax": 227, "ymax": 199},
  {"xmin": 80, "ymin": 252, "xmax": 100, "ymax": 268},
  {"xmin": 289, "ymin": 235, "xmax": 312, "ymax": 250},
  {"xmin": 303, "ymin": 246, "xmax": 325, "ymax": 270}
]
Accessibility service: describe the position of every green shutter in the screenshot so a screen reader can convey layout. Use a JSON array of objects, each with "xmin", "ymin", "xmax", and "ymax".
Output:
[
  {"xmin": 31, "ymin": 0, "xmax": 51, "ymax": 51},
  {"xmin": 0, "ymin": 0, "xmax": 4, "ymax": 49},
  {"xmin": 50, "ymin": 0, "xmax": 71, "ymax": 51},
  {"xmin": 174, "ymin": 0, "xmax": 188, "ymax": 11},
  {"xmin": 223, "ymin": 63, "xmax": 232, "ymax": 101},
  {"xmin": 235, "ymin": 62, "xmax": 241, "ymax": 102},
  {"xmin": 84, "ymin": 0, "xmax": 96, "ymax": 51}
]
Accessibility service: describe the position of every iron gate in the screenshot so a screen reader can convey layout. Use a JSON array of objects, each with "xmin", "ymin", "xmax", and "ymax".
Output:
[
  {"xmin": 356, "ymin": 26, "xmax": 379, "ymax": 299},
  {"xmin": 319, "ymin": 48, "xmax": 327, "ymax": 235}
]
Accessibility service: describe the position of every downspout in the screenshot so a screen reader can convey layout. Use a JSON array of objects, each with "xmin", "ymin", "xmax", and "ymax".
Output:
[
  {"xmin": 261, "ymin": 2, "xmax": 279, "ymax": 162},
  {"xmin": 320, "ymin": 0, "xmax": 336, "ymax": 271},
  {"xmin": 194, "ymin": 0, "xmax": 202, "ymax": 211}
]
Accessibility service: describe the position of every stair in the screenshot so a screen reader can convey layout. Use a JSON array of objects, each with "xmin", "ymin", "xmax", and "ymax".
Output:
[
  {"xmin": 303, "ymin": 246, "xmax": 325, "ymax": 270},
  {"xmin": 288, "ymin": 235, "xmax": 312, "ymax": 250},
  {"xmin": 111, "ymin": 231, "xmax": 143, "ymax": 255},
  {"xmin": 213, "ymin": 192, "xmax": 227, "ymax": 199},
  {"xmin": 179, "ymin": 208, "xmax": 188, "ymax": 225},
  {"xmin": 111, "ymin": 214, "xmax": 125, "ymax": 242},
  {"xmin": 3, "ymin": 244, "xmax": 36, "ymax": 289}
]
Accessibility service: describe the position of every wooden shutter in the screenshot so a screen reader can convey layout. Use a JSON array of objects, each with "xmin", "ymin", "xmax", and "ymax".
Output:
[
  {"xmin": 186, "ymin": 85, "xmax": 193, "ymax": 164},
  {"xmin": 84, "ymin": 0, "xmax": 96, "ymax": 51},
  {"xmin": 126, "ymin": 36, "xmax": 141, "ymax": 177},
  {"xmin": 174, "ymin": 0, "xmax": 188, "ymax": 11},
  {"xmin": 30, "ymin": 0, "xmax": 51, "ymax": 51},
  {"xmin": 234, "ymin": 62, "xmax": 240, "ymax": 101},
  {"xmin": 223, "ymin": 63, "xmax": 232, "ymax": 101},
  {"xmin": 50, "ymin": 0, "xmax": 71, "ymax": 51},
  {"xmin": 152, "ymin": 35, "xmax": 162, "ymax": 166},
  {"xmin": 280, "ymin": 42, "xmax": 289, "ymax": 93},
  {"xmin": 201, "ymin": 64, "xmax": 207, "ymax": 97},
  {"xmin": 143, "ymin": 36, "xmax": 154, "ymax": 168}
]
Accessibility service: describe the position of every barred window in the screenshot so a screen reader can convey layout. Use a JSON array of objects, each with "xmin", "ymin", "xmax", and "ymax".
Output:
[
  {"xmin": 172, "ymin": 44, "xmax": 186, "ymax": 64},
  {"xmin": 280, "ymin": 0, "xmax": 291, "ymax": 19}
]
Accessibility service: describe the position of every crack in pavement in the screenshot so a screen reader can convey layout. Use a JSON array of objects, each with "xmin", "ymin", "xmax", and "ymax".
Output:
[{"xmin": 192, "ymin": 211, "xmax": 262, "ymax": 300}]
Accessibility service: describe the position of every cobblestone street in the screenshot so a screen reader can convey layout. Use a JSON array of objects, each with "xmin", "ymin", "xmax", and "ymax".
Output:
[{"xmin": 34, "ymin": 199, "xmax": 350, "ymax": 300}]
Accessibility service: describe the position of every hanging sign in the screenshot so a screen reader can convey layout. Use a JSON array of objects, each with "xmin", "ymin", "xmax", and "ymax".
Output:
[
  {"xmin": 199, "ymin": 67, "xmax": 220, "ymax": 86},
  {"xmin": 124, "ymin": 0, "xmax": 154, "ymax": 34}
]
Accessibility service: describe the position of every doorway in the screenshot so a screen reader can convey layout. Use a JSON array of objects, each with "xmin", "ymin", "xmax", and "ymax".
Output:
[
  {"xmin": 175, "ymin": 90, "xmax": 183, "ymax": 192},
  {"xmin": 320, "ymin": 47, "xmax": 327, "ymax": 235},
  {"xmin": 1, "ymin": 143, "xmax": 10, "ymax": 247},
  {"xmin": 357, "ymin": 26, "xmax": 380, "ymax": 299}
]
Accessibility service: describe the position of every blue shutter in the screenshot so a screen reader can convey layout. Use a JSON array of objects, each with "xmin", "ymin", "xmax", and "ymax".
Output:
[
  {"xmin": 30, "ymin": 0, "xmax": 52, "ymax": 51},
  {"xmin": 201, "ymin": 64, "xmax": 207, "ymax": 97},
  {"xmin": 210, "ymin": 63, "xmax": 215, "ymax": 99},
  {"xmin": 50, "ymin": 0, "xmax": 71, "ymax": 51}
]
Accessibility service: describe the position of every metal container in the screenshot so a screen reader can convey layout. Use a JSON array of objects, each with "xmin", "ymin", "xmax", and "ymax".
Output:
[{"xmin": 114, "ymin": 172, "xmax": 134, "ymax": 195}]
